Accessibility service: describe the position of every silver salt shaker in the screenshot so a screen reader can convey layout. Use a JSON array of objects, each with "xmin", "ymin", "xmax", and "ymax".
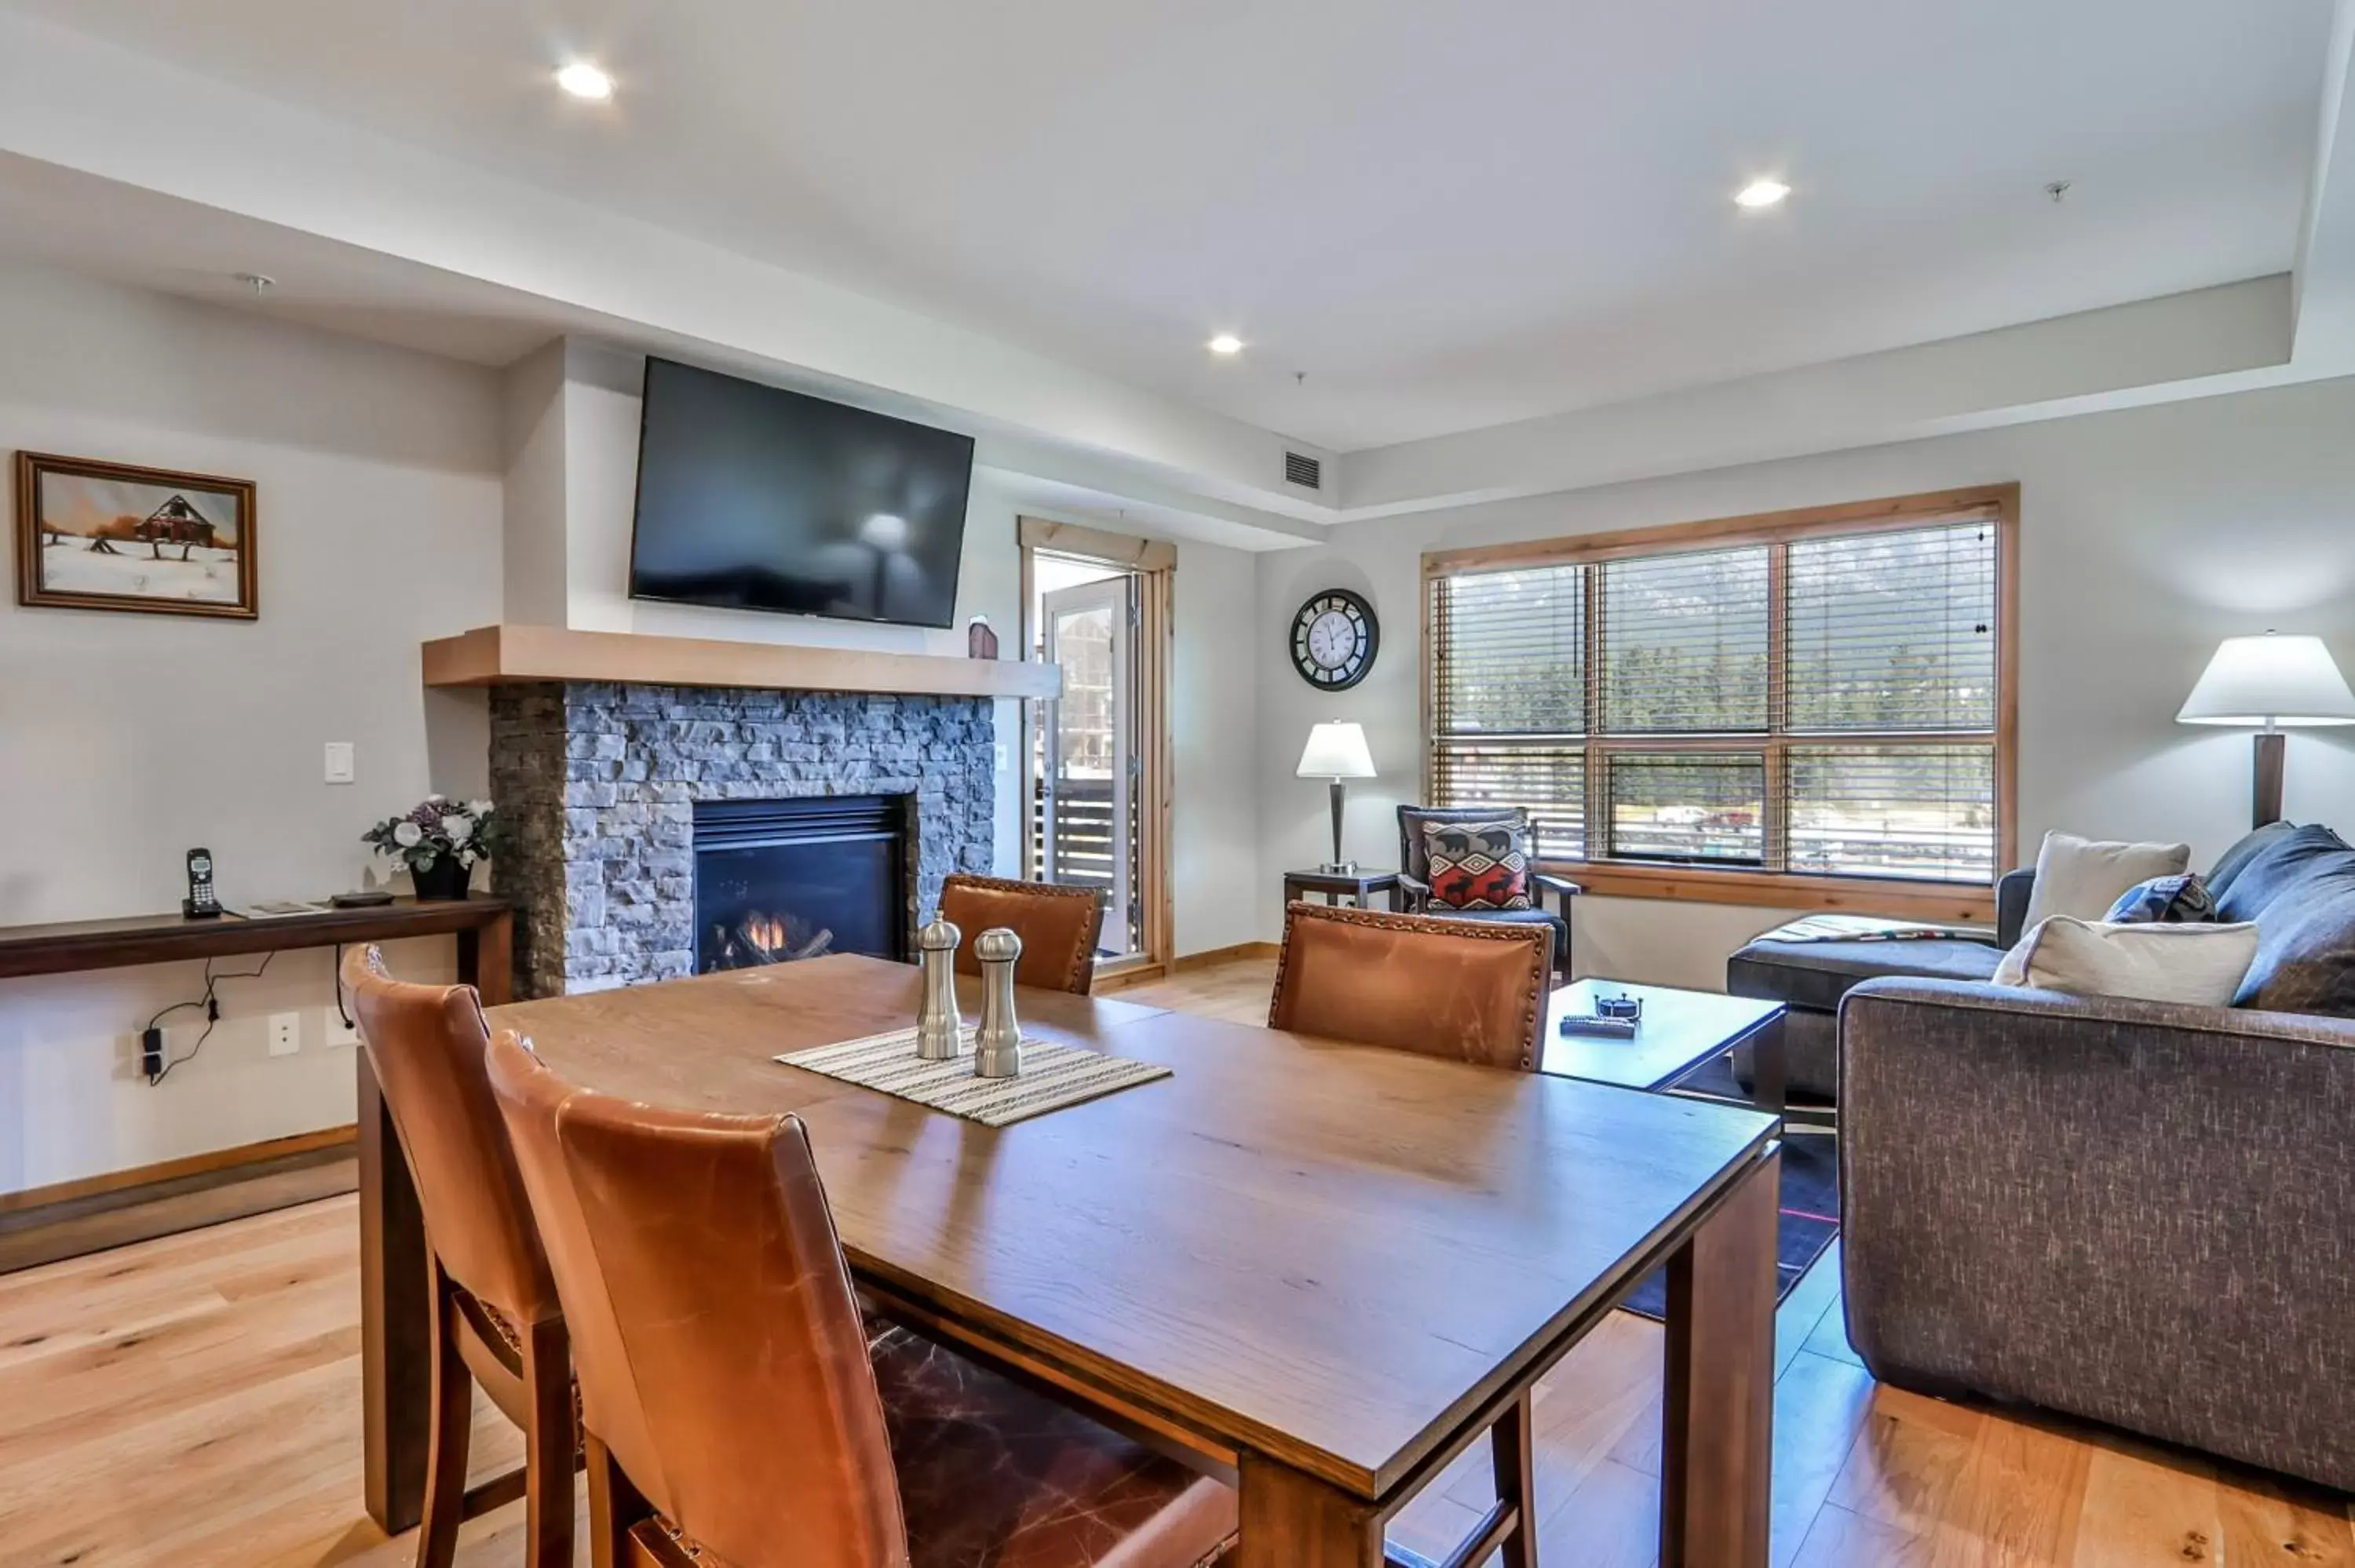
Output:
[
  {"xmin": 915, "ymin": 915, "xmax": 963, "ymax": 1061},
  {"xmin": 972, "ymin": 927, "xmax": 1024, "ymax": 1079}
]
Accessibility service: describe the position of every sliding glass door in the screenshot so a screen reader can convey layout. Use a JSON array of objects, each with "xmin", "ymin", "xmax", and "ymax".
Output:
[{"xmin": 1038, "ymin": 574, "xmax": 1136, "ymax": 953}]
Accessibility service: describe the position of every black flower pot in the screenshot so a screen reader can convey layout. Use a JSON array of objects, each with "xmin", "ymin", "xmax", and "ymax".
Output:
[{"xmin": 411, "ymin": 857, "xmax": 472, "ymax": 902}]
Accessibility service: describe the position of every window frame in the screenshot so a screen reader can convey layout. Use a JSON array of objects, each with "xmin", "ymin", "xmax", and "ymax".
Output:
[{"xmin": 1421, "ymin": 484, "xmax": 2019, "ymax": 921}]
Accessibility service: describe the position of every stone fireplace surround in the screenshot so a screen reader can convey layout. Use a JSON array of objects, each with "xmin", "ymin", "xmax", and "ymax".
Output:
[{"xmin": 489, "ymin": 681, "xmax": 995, "ymax": 998}]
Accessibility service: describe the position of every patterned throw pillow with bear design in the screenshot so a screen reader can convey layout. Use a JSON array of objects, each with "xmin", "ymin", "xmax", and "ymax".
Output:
[{"xmin": 1422, "ymin": 819, "xmax": 1534, "ymax": 910}]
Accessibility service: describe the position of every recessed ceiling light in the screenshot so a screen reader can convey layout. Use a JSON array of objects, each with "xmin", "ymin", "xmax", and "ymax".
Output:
[
  {"xmin": 555, "ymin": 61, "xmax": 615, "ymax": 100},
  {"xmin": 1207, "ymin": 333, "xmax": 1244, "ymax": 356},
  {"xmin": 1733, "ymin": 178, "xmax": 1791, "ymax": 209}
]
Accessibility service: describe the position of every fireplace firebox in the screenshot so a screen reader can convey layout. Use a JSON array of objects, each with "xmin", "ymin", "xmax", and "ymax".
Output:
[{"xmin": 693, "ymin": 796, "xmax": 914, "ymax": 972}]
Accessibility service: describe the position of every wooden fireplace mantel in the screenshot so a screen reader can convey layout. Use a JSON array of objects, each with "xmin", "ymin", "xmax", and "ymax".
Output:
[{"xmin": 420, "ymin": 624, "xmax": 1062, "ymax": 701}]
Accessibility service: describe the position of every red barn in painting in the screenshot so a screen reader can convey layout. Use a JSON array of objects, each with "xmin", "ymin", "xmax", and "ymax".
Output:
[{"xmin": 130, "ymin": 495, "xmax": 218, "ymax": 549}]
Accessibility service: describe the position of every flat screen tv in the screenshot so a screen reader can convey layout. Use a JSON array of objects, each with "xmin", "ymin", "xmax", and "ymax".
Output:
[{"xmin": 628, "ymin": 357, "xmax": 976, "ymax": 629}]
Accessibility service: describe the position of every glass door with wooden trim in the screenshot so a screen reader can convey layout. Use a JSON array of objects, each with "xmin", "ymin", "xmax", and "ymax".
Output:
[{"xmin": 1035, "ymin": 565, "xmax": 1138, "ymax": 957}]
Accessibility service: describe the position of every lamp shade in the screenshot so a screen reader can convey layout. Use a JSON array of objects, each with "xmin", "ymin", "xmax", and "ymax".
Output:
[
  {"xmin": 2177, "ymin": 633, "xmax": 2355, "ymax": 727},
  {"xmin": 1296, "ymin": 720, "xmax": 1376, "ymax": 779}
]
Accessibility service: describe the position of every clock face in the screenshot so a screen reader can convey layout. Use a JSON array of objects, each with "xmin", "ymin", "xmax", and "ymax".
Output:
[{"xmin": 1291, "ymin": 589, "xmax": 1378, "ymax": 690}]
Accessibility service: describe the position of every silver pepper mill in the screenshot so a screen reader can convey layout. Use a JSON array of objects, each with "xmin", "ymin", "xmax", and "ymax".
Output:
[
  {"xmin": 972, "ymin": 927, "xmax": 1024, "ymax": 1079},
  {"xmin": 914, "ymin": 915, "xmax": 963, "ymax": 1061}
]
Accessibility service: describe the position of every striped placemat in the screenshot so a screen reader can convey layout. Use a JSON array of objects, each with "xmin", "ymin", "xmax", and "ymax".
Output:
[{"xmin": 775, "ymin": 1025, "xmax": 1171, "ymax": 1129}]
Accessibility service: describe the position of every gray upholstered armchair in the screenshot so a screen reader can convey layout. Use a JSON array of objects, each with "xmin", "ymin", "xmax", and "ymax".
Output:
[{"xmin": 1395, "ymin": 805, "xmax": 1579, "ymax": 978}]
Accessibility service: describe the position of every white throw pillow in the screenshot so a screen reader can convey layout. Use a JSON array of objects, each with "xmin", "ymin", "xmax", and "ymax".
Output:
[
  {"xmin": 2019, "ymin": 830, "xmax": 2192, "ymax": 932},
  {"xmin": 1991, "ymin": 917, "xmax": 2258, "ymax": 1006}
]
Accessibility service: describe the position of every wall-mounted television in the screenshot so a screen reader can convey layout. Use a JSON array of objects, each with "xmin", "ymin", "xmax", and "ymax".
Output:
[{"xmin": 627, "ymin": 357, "xmax": 976, "ymax": 629}]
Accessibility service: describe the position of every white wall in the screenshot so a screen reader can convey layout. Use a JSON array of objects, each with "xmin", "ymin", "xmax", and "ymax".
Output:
[
  {"xmin": 1168, "ymin": 537, "xmax": 1265, "ymax": 956},
  {"xmin": 1258, "ymin": 374, "xmax": 2355, "ymax": 985},
  {"xmin": 0, "ymin": 261, "xmax": 506, "ymax": 1196}
]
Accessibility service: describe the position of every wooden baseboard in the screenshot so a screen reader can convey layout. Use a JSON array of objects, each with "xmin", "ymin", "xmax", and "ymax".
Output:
[
  {"xmin": 1173, "ymin": 941, "xmax": 1279, "ymax": 972},
  {"xmin": 1090, "ymin": 960, "xmax": 1169, "ymax": 994},
  {"xmin": 0, "ymin": 1125, "xmax": 356, "ymax": 1216},
  {"xmin": 0, "ymin": 1127, "xmax": 360, "ymax": 1275}
]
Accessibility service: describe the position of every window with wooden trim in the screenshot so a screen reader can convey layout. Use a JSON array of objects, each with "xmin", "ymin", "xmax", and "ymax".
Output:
[{"xmin": 1423, "ymin": 487, "xmax": 2017, "ymax": 909}]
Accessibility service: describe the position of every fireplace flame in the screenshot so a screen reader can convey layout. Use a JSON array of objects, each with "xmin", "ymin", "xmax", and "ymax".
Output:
[
  {"xmin": 707, "ymin": 910, "xmax": 838, "ymax": 971},
  {"xmin": 744, "ymin": 912, "xmax": 788, "ymax": 954}
]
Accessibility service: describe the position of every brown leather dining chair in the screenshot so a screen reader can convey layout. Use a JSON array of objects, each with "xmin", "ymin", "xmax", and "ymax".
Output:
[
  {"xmin": 1267, "ymin": 901, "xmax": 1552, "ymax": 1567},
  {"xmin": 1269, "ymin": 900, "xmax": 1554, "ymax": 1071},
  {"xmin": 482, "ymin": 1031, "xmax": 1240, "ymax": 1568},
  {"xmin": 937, "ymin": 872, "xmax": 1106, "ymax": 994},
  {"xmin": 340, "ymin": 947, "xmax": 573, "ymax": 1568}
]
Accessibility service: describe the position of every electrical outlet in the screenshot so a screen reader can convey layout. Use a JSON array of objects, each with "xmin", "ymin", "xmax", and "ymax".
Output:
[
  {"xmin": 323, "ymin": 741, "xmax": 356, "ymax": 785},
  {"xmin": 321, "ymin": 1006, "xmax": 360, "ymax": 1049},
  {"xmin": 267, "ymin": 1012, "xmax": 301, "ymax": 1057}
]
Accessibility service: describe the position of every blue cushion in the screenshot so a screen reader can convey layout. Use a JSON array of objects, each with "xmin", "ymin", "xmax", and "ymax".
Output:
[{"xmin": 2104, "ymin": 873, "xmax": 2216, "ymax": 924}]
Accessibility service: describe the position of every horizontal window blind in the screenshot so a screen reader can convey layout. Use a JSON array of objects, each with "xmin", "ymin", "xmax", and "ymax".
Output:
[
  {"xmin": 1786, "ymin": 523, "xmax": 1996, "ymax": 732},
  {"xmin": 1429, "ymin": 566, "xmax": 1586, "ymax": 857},
  {"xmin": 1431, "ymin": 565, "xmax": 1585, "ymax": 735},
  {"xmin": 1429, "ymin": 744, "xmax": 1586, "ymax": 859},
  {"xmin": 1786, "ymin": 746, "xmax": 1995, "ymax": 881},
  {"xmin": 1426, "ymin": 498, "xmax": 2009, "ymax": 889},
  {"xmin": 1599, "ymin": 547, "xmax": 1770, "ymax": 733}
]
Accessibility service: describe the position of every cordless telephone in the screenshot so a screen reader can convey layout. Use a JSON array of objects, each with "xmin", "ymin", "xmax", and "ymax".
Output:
[{"xmin": 183, "ymin": 848, "xmax": 222, "ymax": 919}]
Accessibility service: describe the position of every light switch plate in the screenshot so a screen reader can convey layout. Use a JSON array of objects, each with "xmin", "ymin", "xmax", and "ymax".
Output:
[
  {"xmin": 267, "ymin": 1012, "xmax": 301, "ymax": 1056},
  {"xmin": 320, "ymin": 1006, "xmax": 360, "ymax": 1049},
  {"xmin": 994, "ymin": 742, "xmax": 1010, "ymax": 772},
  {"xmin": 323, "ymin": 742, "xmax": 356, "ymax": 785}
]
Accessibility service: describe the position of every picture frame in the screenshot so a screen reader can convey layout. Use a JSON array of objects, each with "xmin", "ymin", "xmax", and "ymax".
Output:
[{"xmin": 14, "ymin": 450, "xmax": 258, "ymax": 619}]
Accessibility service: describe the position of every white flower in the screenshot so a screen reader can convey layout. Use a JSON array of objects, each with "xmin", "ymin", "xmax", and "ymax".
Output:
[
  {"xmin": 392, "ymin": 821, "xmax": 423, "ymax": 848},
  {"xmin": 425, "ymin": 793, "xmax": 447, "ymax": 804},
  {"xmin": 440, "ymin": 815, "xmax": 473, "ymax": 843},
  {"xmin": 466, "ymin": 800, "xmax": 492, "ymax": 817}
]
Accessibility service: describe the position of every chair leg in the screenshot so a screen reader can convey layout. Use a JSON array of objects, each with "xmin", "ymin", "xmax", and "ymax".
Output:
[
  {"xmin": 520, "ymin": 1317, "xmax": 577, "ymax": 1568},
  {"xmin": 1494, "ymin": 1393, "xmax": 1538, "ymax": 1568},
  {"xmin": 586, "ymin": 1435, "xmax": 652, "ymax": 1568},
  {"xmin": 415, "ymin": 1258, "xmax": 472, "ymax": 1568}
]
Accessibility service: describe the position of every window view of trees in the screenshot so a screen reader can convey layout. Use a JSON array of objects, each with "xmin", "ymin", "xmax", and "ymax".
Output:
[{"xmin": 1428, "ymin": 514, "xmax": 2004, "ymax": 884}]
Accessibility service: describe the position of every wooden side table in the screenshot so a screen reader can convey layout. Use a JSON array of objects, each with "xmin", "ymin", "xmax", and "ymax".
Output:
[{"xmin": 1282, "ymin": 868, "xmax": 1402, "ymax": 910}]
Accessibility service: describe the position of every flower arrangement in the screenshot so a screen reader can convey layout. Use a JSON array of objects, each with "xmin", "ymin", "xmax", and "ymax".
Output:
[{"xmin": 363, "ymin": 796, "xmax": 502, "ymax": 899}]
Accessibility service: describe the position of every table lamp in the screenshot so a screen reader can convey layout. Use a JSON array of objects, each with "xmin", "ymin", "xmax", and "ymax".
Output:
[
  {"xmin": 2176, "ymin": 631, "xmax": 2355, "ymax": 828},
  {"xmin": 1297, "ymin": 720, "xmax": 1377, "ymax": 872}
]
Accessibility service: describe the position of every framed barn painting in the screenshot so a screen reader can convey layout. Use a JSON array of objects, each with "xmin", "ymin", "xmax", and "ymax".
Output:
[{"xmin": 14, "ymin": 452, "xmax": 258, "ymax": 619}]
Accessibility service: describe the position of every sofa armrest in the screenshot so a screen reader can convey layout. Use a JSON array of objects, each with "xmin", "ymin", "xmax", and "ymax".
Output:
[
  {"xmin": 1993, "ymin": 866, "xmax": 2036, "ymax": 948},
  {"xmin": 1838, "ymin": 978, "xmax": 2355, "ymax": 1491},
  {"xmin": 1396, "ymin": 871, "xmax": 1431, "ymax": 913}
]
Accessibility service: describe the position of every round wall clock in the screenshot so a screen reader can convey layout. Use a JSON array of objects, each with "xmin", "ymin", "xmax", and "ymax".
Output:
[{"xmin": 1290, "ymin": 589, "xmax": 1379, "ymax": 691}]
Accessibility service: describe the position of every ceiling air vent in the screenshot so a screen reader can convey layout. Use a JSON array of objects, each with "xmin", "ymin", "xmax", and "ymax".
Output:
[{"xmin": 1284, "ymin": 450, "xmax": 1324, "ymax": 491}]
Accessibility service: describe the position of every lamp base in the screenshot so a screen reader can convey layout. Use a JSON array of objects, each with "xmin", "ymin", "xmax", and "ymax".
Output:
[
  {"xmin": 1320, "ymin": 860, "xmax": 1359, "ymax": 875},
  {"xmin": 2254, "ymin": 730, "xmax": 2286, "ymax": 830}
]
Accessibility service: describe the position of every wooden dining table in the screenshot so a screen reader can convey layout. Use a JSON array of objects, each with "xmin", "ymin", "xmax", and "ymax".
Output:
[{"xmin": 357, "ymin": 954, "xmax": 1781, "ymax": 1566}]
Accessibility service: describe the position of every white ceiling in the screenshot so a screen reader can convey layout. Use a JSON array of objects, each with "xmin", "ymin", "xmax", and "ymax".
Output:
[{"xmin": 2, "ymin": 0, "xmax": 2335, "ymax": 452}]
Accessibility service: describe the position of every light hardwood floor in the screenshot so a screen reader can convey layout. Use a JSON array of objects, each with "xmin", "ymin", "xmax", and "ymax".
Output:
[{"xmin": 1, "ymin": 957, "xmax": 2346, "ymax": 1567}]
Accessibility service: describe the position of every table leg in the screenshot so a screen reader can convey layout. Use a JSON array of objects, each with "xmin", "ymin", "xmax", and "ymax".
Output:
[
  {"xmin": 1661, "ymin": 1147, "xmax": 1780, "ymax": 1568},
  {"xmin": 1751, "ymin": 1014, "xmax": 1787, "ymax": 1117},
  {"xmin": 359, "ymin": 1045, "xmax": 433, "ymax": 1533},
  {"xmin": 456, "ymin": 909, "xmax": 515, "ymax": 1005},
  {"xmin": 1237, "ymin": 1455, "xmax": 1384, "ymax": 1568}
]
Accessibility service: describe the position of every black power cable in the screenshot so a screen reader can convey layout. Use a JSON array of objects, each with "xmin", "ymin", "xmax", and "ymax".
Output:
[{"xmin": 144, "ymin": 950, "xmax": 277, "ymax": 1086}]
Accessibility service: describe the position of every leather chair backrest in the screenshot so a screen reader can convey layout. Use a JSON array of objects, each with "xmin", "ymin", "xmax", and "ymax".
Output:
[
  {"xmin": 1269, "ymin": 902, "xmax": 1551, "ymax": 1071},
  {"xmin": 341, "ymin": 947, "xmax": 557, "ymax": 1326},
  {"xmin": 483, "ymin": 1032, "xmax": 668, "ymax": 1515},
  {"xmin": 1398, "ymin": 805, "xmax": 1533, "ymax": 887},
  {"xmin": 553, "ymin": 1086, "xmax": 907, "ymax": 1568},
  {"xmin": 937, "ymin": 873, "xmax": 1104, "ymax": 994}
]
